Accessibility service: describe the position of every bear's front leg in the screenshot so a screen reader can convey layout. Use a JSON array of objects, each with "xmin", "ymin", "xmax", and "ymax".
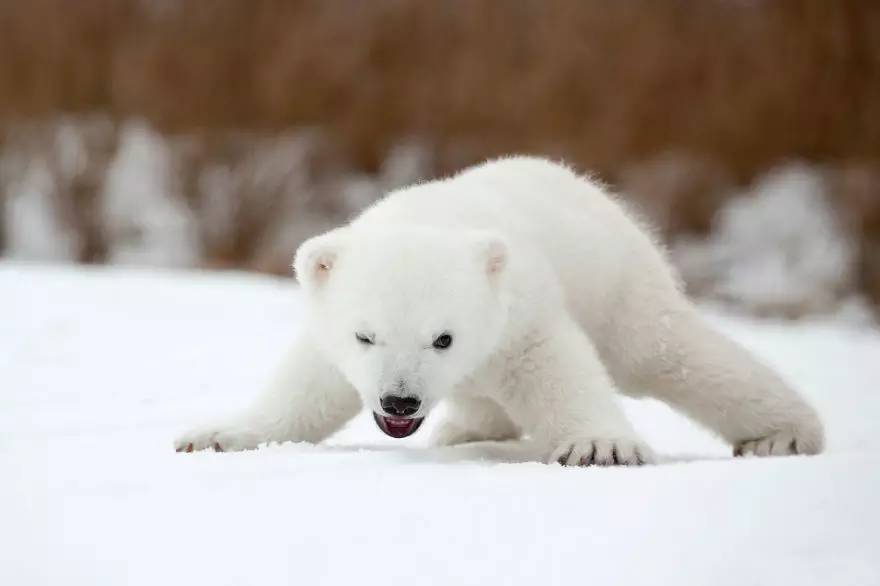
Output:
[
  {"xmin": 431, "ymin": 395, "xmax": 521, "ymax": 446},
  {"xmin": 174, "ymin": 339, "xmax": 361, "ymax": 452},
  {"xmin": 498, "ymin": 317, "xmax": 654, "ymax": 466}
]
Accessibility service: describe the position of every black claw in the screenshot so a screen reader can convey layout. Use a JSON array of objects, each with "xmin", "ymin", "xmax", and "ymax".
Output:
[
  {"xmin": 579, "ymin": 446, "xmax": 596, "ymax": 467},
  {"xmin": 557, "ymin": 445, "xmax": 574, "ymax": 466}
]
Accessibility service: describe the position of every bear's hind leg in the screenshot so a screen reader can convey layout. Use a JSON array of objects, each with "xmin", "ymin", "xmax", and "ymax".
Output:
[{"xmin": 621, "ymin": 307, "xmax": 824, "ymax": 457}]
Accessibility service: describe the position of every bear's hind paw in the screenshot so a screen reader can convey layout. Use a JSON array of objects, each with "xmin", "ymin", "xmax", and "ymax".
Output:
[{"xmin": 733, "ymin": 429, "xmax": 823, "ymax": 457}]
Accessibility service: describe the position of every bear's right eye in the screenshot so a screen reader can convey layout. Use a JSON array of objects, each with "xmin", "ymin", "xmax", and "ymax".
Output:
[{"xmin": 355, "ymin": 332, "xmax": 375, "ymax": 345}]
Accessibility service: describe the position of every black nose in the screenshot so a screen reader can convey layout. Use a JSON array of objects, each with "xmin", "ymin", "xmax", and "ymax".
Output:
[{"xmin": 381, "ymin": 395, "xmax": 421, "ymax": 417}]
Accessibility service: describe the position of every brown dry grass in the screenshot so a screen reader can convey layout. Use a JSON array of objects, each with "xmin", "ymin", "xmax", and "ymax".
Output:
[
  {"xmin": 1, "ymin": 0, "xmax": 879, "ymax": 309},
  {"xmin": 1, "ymin": 0, "xmax": 878, "ymax": 177}
]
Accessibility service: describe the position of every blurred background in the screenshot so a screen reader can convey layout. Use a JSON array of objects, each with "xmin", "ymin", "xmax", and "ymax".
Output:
[{"xmin": 1, "ymin": 0, "xmax": 879, "ymax": 320}]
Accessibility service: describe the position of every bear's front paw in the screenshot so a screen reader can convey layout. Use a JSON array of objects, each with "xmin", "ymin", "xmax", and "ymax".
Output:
[
  {"xmin": 733, "ymin": 428, "xmax": 823, "ymax": 457},
  {"xmin": 550, "ymin": 437, "xmax": 655, "ymax": 466},
  {"xmin": 174, "ymin": 422, "xmax": 266, "ymax": 453}
]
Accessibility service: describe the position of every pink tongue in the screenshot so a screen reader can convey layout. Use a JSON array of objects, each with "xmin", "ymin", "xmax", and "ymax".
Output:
[
  {"xmin": 383, "ymin": 417, "xmax": 414, "ymax": 438},
  {"xmin": 373, "ymin": 412, "xmax": 424, "ymax": 438}
]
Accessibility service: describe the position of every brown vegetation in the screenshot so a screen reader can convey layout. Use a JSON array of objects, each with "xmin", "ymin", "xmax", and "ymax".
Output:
[
  {"xmin": 0, "ymin": 0, "xmax": 879, "ymax": 310},
  {"xmin": 1, "ymin": 0, "xmax": 878, "ymax": 176}
]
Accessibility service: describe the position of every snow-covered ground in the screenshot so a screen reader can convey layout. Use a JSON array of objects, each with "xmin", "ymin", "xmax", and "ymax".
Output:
[{"xmin": 2, "ymin": 262, "xmax": 879, "ymax": 586}]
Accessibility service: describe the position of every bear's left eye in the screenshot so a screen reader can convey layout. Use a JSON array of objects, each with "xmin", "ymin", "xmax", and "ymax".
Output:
[
  {"xmin": 355, "ymin": 332, "xmax": 375, "ymax": 345},
  {"xmin": 432, "ymin": 333, "xmax": 453, "ymax": 350}
]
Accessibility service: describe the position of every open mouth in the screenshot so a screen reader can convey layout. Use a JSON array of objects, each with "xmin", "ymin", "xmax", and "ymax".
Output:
[{"xmin": 372, "ymin": 412, "xmax": 425, "ymax": 438}]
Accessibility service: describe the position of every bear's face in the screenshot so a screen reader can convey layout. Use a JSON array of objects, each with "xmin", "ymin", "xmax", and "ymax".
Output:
[{"xmin": 295, "ymin": 227, "xmax": 510, "ymax": 437}]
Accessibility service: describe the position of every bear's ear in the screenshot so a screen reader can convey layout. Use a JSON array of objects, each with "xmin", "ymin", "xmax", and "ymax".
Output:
[
  {"xmin": 475, "ymin": 233, "xmax": 508, "ymax": 277},
  {"xmin": 293, "ymin": 228, "xmax": 348, "ymax": 287}
]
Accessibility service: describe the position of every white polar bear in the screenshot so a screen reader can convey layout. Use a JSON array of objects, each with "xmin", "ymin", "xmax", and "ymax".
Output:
[{"xmin": 175, "ymin": 157, "xmax": 824, "ymax": 465}]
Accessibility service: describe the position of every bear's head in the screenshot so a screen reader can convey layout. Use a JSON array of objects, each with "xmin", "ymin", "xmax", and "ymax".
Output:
[{"xmin": 294, "ymin": 226, "xmax": 511, "ymax": 438}]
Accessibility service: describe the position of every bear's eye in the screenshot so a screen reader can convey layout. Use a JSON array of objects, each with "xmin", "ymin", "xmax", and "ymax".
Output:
[
  {"xmin": 432, "ymin": 333, "xmax": 453, "ymax": 350},
  {"xmin": 355, "ymin": 332, "xmax": 375, "ymax": 345}
]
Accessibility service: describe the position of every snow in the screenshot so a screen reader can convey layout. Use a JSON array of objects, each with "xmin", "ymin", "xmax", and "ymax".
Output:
[
  {"xmin": 2, "ymin": 156, "xmax": 80, "ymax": 262},
  {"xmin": 673, "ymin": 164, "xmax": 857, "ymax": 317},
  {"xmin": 2, "ymin": 262, "xmax": 879, "ymax": 586},
  {"xmin": 101, "ymin": 122, "xmax": 201, "ymax": 266}
]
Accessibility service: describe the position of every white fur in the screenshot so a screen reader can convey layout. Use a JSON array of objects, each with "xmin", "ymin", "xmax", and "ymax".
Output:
[{"xmin": 175, "ymin": 157, "xmax": 825, "ymax": 464}]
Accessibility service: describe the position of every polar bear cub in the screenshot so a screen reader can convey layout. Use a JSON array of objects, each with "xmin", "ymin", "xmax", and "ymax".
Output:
[{"xmin": 176, "ymin": 157, "xmax": 824, "ymax": 465}]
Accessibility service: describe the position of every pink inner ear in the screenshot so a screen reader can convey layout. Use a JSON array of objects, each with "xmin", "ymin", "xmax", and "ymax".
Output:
[
  {"xmin": 294, "ymin": 229, "xmax": 345, "ymax": 283},
  {"xmin": 487, "ymin": 254, "xmax": 504, "ymax": 274},
  {"xmin": 313, "ymin": 250, "xmax": 335, "ymax": 275},
  {"xmin": 485, "ymin": 239, "xmax": 507, "ymax": 275}
]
